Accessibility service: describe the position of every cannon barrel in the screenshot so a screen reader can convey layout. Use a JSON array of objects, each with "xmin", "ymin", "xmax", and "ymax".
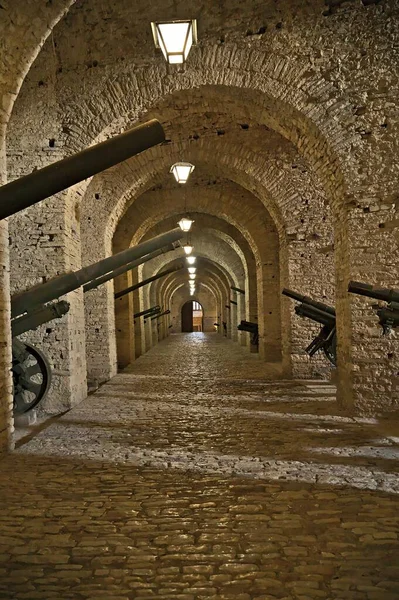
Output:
[
  {"xmin": 230, "ymin": 299, "xmax": 237, "ymax": 306},
  {"xmin": 282, "ymin": 288, "xmax": 336, "ymax": 316},
  {"xmin": 0, "ymin": 119, "xmax": 165, "ymax": 221},
  {"xmin": 348, "ymin": 281, "xmax": 399, "ymax": 304},
  {"xmin": 377, "ymin": 307, "xmax": 399, "ymax": 328},
  {"xmin": 151, "ymin": 309, "xmax": 171, "ymax": 320},
  {"xmin": 231, "ymin": 286, "xmax": 245, "ymax": 294},
  {"xmin": 11, "ymin": 228, "xmax": 183, "ymax": 318},
  {"xmin": 11, "ymin": 300, "xmax": 70, "ymax": 338},
  {"xmin": 115, "ymin": 265, "xmax": 184, "ymax": 300},
  {"xmin": 295, "ymin": 304, "xmax": 336, "ymax": 327},
  {"xmin": 134, "ymin": 305, "xmax": 161, "ymax": 319},
  {"xmin": 83, "ymin": 242, "xmax": 179, "ymax": 293},
  {"xmin": 237, "ymin": 320, "xmax": 258, "ymax": 333}
]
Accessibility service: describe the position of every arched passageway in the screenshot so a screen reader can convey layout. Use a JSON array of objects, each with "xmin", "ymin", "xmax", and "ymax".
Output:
[{"xmin": 0, "ymin": 1, "xmax": 398, "ymax": 596}]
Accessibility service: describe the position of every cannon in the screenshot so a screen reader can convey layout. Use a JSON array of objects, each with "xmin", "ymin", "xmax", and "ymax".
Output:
[
  {"xmin": 12, "ymin": 228, "xmax": 182, "ymax": 319},
  {"xmin": 151, "ymin": 309, "xmax": 171, "ymax": 321},
  {"xmin": 348, "ymin": 281, "xmax": 399, "ymax": 335},
  {"xmin": 282, "ymin": 288, "xmax": 337, "ymax": 366},
  {"xmin": 134, "ymin": 306, "xmax": 162, "ymax": 320},
  {"xmin": 237, "ymin": 320, "xmax": 259, "ymax": 347},
  {"xmin": 83, "ymin": 242, "xmax": 180, "ymax": 293},
  {"xmin": 11, "ymin": 228, "xmax": 183, "ymax": 414},
  {"xmin": 231, "ymin": 286, "xmax": 245, "ymax": 295},
  {"xmin": 115, "ymin": 265, "xmax": 183, "ymax": 300},
  {"xmin": 230, "ymin": 299, "xmax": 238, "ymax": 306},
  {"xmin": 0, "ymin": 119, "xmax": 165, "ymax": 220}
]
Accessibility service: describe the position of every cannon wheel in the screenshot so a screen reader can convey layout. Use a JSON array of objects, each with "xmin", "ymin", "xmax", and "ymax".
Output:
[
  {"xmin": 323, "ymin": 331, "xmax": 337, "ymax": 367},
  {"xmin": 12, "ymin": 340, "xmax": 52, "ymax": 414}
]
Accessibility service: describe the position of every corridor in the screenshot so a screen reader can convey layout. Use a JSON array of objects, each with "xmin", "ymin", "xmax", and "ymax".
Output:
[{"xmin": 1, "ymin": 333, "xmax": 399, "ymax": 599}]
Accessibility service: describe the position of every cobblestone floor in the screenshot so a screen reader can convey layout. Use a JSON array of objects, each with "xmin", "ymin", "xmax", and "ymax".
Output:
[{"xmin": 1, "ymin": 332, "xmax": 399, "ymax": 599}]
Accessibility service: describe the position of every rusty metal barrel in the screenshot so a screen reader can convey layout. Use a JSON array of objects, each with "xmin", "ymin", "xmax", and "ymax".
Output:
[
  {"xmin": 0, "ymin": 119, "xmax": 165, "ymax": 220},
  {"xmin": 11, "ymin": 228, "xmax": 183, "ymax": 318},
  {"xmin": 115, "ymin": 265, "xmax": 183, "ymax": 300}
]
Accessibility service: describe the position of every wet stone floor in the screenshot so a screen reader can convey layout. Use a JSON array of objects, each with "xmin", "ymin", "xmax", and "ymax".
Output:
[{"xmin": 1, "ymin": 332, "xmax": 399, "ymax": 600}]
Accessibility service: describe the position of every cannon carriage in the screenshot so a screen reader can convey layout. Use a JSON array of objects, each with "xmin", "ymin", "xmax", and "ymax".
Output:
[{"xmin": 282, "ymin": 288, "xmax": 337, "ymax": 366}]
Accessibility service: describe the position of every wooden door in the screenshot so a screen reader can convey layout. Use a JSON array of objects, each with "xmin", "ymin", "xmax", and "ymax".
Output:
[{"xmin": 181, "ymin": 302, "xmax": 193, "ymax": 332}]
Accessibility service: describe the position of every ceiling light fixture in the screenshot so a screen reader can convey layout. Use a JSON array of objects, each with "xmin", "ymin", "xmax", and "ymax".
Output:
[
  {"xmin": 188, "ymin": 267, "xmax": 196, "ymax": 274},
  {"xmin": 183, "ymin": 243, "xmax": 193, "ymax": 255},
  {"xmin": 186, "ymin": 256, "xmax": 196, "ymax": 265},
  {"xmin": 178, "ymin": 217, "xmax": 194, "ymax": 232},
  {"xmin": 151, "ymin": 20, "xmax": 197, "ymax": 64},
  {"xmin": 171, "ymin": 162, "xmax": 195, "ymax": 184}
]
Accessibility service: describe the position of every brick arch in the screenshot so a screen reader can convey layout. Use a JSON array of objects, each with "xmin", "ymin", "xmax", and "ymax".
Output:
[
  {"xmin": 167, "ymin": 271, "xmax": 226, "ymax": 318},
  {"xmin": 169, "ymin": 282, "xmax": 219, "ymax": 336},
  {"xmin": 157, "ymin": 258, "xmax": 245, "ymax": 343},
  {"xmin": 63, "ymin": 57, "xmax": 353, "ymax": 207},
  {"xmin": 111, "ymin": 203, "xmax": 282, "ymax": 370},
  {"xmin": 86, "ymin": 147, "xmax": 289, "ymax": 260},
  {"xmin": 93, "ymin": 183, "xmax": 282, "ymax": 378},
  {"xmin": 137, "ymin": 216, "xmax": 255, "ymax": 347},
  {"xmin": 155, "ymin": 258, "xmax": 235, "ymax": 307},
  {"xmin": 97, "ymin": 182, "xmax": 273, "ymax": 381},
  {"xmin": 137, "ymin": 261, "xmax": 229, "ymax": 353},
  {"xmin": 119, "ymin": 211, "xmax": 257, "ymax": 315},
  {"xmin": 141, "ymin": 227, "xmax": 246, "ymax": 288}
]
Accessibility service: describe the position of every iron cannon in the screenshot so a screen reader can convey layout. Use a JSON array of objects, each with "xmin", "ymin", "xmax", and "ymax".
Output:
[
  {"xmin": 134, "ymin": 306, "xmax": 162, "ymax": 321},
  {"xmin": 0, "ymin": 119, "xmax": 165, "ymax": 220},
  {"xmin": 282, "ymin": 288, "xmax": 336, "ymax": 366},
  {"xmin": 151, "ymin": 309, "xmax": 171, "ymax": 321},
  {"xmin": 115, "ymin": 265, "xmax": 184, "ymax": 300},
  {"xmin": 348, "ymin": 281, "xmax": 399, "ymax": 335},
  {"xmin": 237, "ymin": 320, "xmax": 259, "ymax": 347}
]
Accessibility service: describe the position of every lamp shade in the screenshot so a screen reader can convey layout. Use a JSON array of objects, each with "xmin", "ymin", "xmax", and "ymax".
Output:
[
  {"xmin": 171, "ymin": 162, "xmax": 195, "ymax": 184},
  {"xmin": 178, "ymin": 217, "xmax": 194, "ymax": 232},
  {"xmin": 188, "ymin": 267, "xmax": 196, "ymax": 274},
  {"xmin": 189, "ymin": 273, "xmax": 196, "ymax": 280},
  {"xmin": 183, "ymin": 244, "xmax": 193, "ymax": 255},
  {"xmin": 151, "ymin": 20, "xmax": 197, "ymax": 64},
  {"xmin": 186, "ymin": 256, "xmax": 196, "ymax": 265}
]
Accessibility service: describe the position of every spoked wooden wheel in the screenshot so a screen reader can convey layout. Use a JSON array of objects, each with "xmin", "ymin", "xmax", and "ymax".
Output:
[{"xmin": 12, "ymin": 340, "xmax": 52, "ymax": 414}]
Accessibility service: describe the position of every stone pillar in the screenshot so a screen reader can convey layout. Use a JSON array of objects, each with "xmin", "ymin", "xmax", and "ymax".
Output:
[
  {"xmin": 336, "ymin": 203, "xmax": 398, "ymax": 413},
  {"xmin": 114, "ymin": 271, "xmax": 135, "ymax": 369},
  {"xmin": 230, "ymin": 301, "xmax": 238, "ymax": 341},
  {"xmin": 133, "ymin": 286, "xmax": 143, "ymax": 359},
  {"xmin": 0, "ymin": 218, "xmax": 12, "ymax": 452}
]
